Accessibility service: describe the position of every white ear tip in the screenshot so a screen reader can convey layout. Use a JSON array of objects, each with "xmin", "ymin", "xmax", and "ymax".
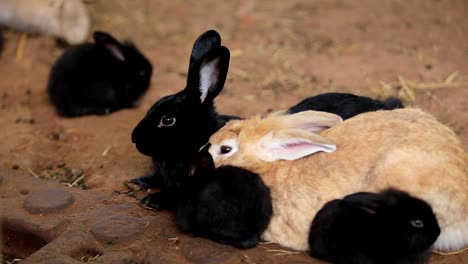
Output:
[{"xmin": 324, "ymin": 144, "xmax": 337, "ymax": 153}]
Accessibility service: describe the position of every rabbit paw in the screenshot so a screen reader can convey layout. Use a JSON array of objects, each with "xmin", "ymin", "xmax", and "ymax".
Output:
[
  {"xmin": 139, "ymin": 191, "xmax": 175, "ymax": 211},
  {"xmin": 129, "ymin": 172, "xmax": 161, "ymax": 189},
  {"xmin": 234, "ymin": 236, "xmax": 260, "ymax": 249}
]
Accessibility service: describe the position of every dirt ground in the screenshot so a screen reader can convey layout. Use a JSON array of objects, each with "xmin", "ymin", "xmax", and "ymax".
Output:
[{"xmin": 1, "ymin": 0, "xmax": 467, "ymax": 263}]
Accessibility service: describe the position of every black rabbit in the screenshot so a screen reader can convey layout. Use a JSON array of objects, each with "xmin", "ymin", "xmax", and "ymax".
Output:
[
  {"xmin": 47, "ymin": 31, "xmax": 153, "ymax": 117},
  {"xmin": 308, "ymin": 189, "xmax": 441, "ymax": 264},
  {"xmin": 287, "ymin": 92, "xmax": 403, "ymax": 119},
  {"xmin": 175, "ymin": 145, "xmax": 272, "ymax": 249},
  {"xmin": 131, "ymin": 30, "xmax": 236, "ymax": 210}
]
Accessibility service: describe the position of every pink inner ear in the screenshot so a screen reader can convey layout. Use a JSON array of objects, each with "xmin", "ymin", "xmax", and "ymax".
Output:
[
  {"xmin": 281, "ymin": 141, "xmax": 312, "ymax": 149},
  {"xmin": 105, "ymin": 43, "xmax": 125, "ymax": 61},
  {"xmin": 270, "ymin": 140, "xmax": 327, "ymax": 160}
]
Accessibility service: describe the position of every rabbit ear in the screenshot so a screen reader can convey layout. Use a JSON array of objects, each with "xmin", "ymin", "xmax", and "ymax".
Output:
[
  {"xmin": 343, "ymin": 192, "xmax": 385, "ymax": 214},
  {"xmin": 188, "ymin": 144, "xmax": 215, "ymax": 177},
  {"xmin": 93, "ymin": 31, "xmax": 126, "ymax": 61},
  {"xmin": 186, "ymin": 46, "xmax": 230, "ymax": 104},
  {"xmin": 189, "ymin": 30, "xmax": 221, "ymax": 66},
  {"xmin": 278, "ymin": 110, "xmax": 343, "ymax": 133},
  {"xmin": 256, "ymin": 129, "xmax": 336, "ymax": 162}
]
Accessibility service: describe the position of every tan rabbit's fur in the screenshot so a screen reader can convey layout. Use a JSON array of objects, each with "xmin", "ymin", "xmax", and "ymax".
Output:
[
  {"xmin": 208, "ymin": 108, "xmax": 468, "ymax": 252},
  {"xmin": 0, "ymin": 0, "xmax": 89, "ymax": 44}
]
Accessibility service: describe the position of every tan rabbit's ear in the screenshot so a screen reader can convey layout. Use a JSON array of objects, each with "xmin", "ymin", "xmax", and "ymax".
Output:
[
  {"xmin": 277, "ymin": 110, "xmax": 343, "ymax": 133},
  {"xmin": 256, "ymin": 128, "xmax": 336, "ymax": 162}
]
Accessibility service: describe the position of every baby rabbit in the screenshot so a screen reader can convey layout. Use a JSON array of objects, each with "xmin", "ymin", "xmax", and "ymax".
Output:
[
  {"xmin": 288, "ymin": 92, "xmax": 403, "ymax": 119},
  {"xmin": 207, "ymin": 109, "xmax": 468, "ymax": 253},
  {"xmin": 48, "ymin": 31, "xmax": 152, "ymax": 117},
  {"xmin": 309, "ymin": 189, "xmax": 440, "ymax": 264},
  {"xmin": 176, "ymin": 145, "xmax": 273, "ymax": 249},
  {"xmin": 131, "ymin": 30, "xmax": 236, "ymax": 210}
]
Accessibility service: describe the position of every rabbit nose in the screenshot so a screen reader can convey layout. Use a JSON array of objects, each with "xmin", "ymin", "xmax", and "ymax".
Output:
[{"xmin": 131, "ymin": 124, "xmax": 143, "ymax": 143}]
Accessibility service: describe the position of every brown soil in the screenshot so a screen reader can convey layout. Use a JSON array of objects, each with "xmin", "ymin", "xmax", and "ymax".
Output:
[{"xmin": 1, "ymin": 0, "xmax": 467, "ymax": 263}]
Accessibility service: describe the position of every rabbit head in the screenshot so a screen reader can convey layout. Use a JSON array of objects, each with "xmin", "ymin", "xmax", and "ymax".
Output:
[
  {"xmin": 309, "ymin": 189, "xmax": 440, "ymax": 263},
  {"xmin": 132, "ymin": 30, "xmax": 230, "ymax": 159},
  {"xmin": 92, "ymin": 31, "xmax": 153, "ymax": 104},
  {"xmin": 345, "ymin": 190, "xmax": 441, "ymax": 253},
  {"xmin": 208, "ymin": 111, "xmax": 342, "ymax": 170}
]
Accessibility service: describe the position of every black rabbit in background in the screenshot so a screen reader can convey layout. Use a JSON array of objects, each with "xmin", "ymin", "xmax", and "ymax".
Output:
[
  {"xmin": 48, "ymin": 31, "xmax": 153, "ymax": 117},
  {"xmin": 288, "ymin": 92, "xmax": 403, "ymax": 118},
  {"xmin": 176, "ymin": 145, "xmax": 272, "ymax": 249},
  {"xmin": 131, "ymin": 30, "xmax": 235, "ymax": 210},
  {"xmin": 309, "ymin": 189, "xmax": 441, "ymax": 264}
]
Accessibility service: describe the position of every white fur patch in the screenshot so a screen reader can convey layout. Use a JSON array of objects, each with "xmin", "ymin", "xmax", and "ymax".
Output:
[
  {"xmin": 209, "ymin": 138, "xmax": 238, "ymax": 159},
  {"xmin": 199, "ymin": 58, "xmax": 220, "ymax": 103},
  {"xmin": 433, "ymin": 224, "xmax": 468, "ymax": 252}
]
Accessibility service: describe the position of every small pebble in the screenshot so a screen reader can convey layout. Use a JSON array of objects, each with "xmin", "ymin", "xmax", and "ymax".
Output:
[
  {"xmin": 73, "ymin": 169, "xmax": 84, "ymax": 177},
  {"xmin": 51, "ymin": 132, "xmax": 66, "ymax": 141},
  {"xmin": 12, "ymin": 164, "xmax": 19, "ymax": 170},
  {"xmin": 425, "ymin": 64, "xmax": 432, "ymax": 70},
  {"xmin": 57, "ymin": 161, "xmax": 66, "ymax": 168},
  {"xmin": 46, "ymin": 163, "xmax": 54, "ymax": 170}
]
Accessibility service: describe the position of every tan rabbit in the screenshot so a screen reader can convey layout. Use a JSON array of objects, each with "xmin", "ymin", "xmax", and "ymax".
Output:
[
  {"xmin": 0, "ymin": 0, "xmax": 89, "ymax": 44},
  {"xmin": 208, "ymin": 109, "xmax": 468, "ymax": 253}
]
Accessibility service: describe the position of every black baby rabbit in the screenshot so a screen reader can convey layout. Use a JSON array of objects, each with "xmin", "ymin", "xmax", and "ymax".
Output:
[
  {"xmin": 308, "ymin": 189, "xmax": 440, "ymax": 264},
  {"xmin": 176, "ymin": 145, "xmax": 273, "ymax": 249},
  {"xmin": 48, "ymin": 31, "xmax": 152, "ymax": 117},
  {"xmin": 288, "ymin": 92, "xmax": 403, "ymax": 119},
  {"xmin": 131, "ymin": 30, "xmax": 236, "ymax": 210}
]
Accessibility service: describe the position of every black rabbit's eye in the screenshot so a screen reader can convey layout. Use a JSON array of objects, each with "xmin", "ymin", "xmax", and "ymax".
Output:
[
  {"xmin": 158, "ymin": 116, "xmax": 176, "ymax": 127},
  {"xmin": 220, "ymin": 146, "xmax": 232, "ymax": 154},
  {"xmin": 410, "ymin": 219, "xmax": 424, "ymax": 228}
]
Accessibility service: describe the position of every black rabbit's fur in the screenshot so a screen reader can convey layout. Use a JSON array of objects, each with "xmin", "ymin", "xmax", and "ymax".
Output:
[
  {"xmin": 288, "ymin": 92, "xmax": 403, "ymax": 119},
  {"xmin": 308, "ymin": 189, "xmax": 440, "ymax": 264},
  {"xmin": 48, "ymin": 31, "xmax": 152, "ymax": 117},
  {"xmin": 175, "ymin": 147, "xmax": 273, "ymax": 249}
]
